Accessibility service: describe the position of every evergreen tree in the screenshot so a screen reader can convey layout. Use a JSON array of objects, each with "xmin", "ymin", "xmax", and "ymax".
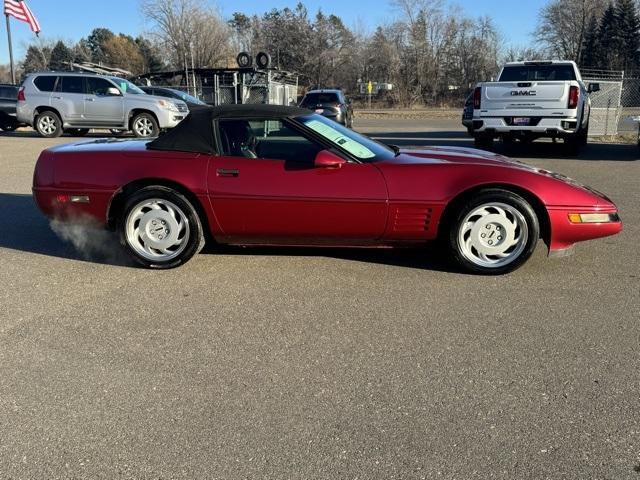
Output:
[
  {"xmin": 580, "ymin": 14, "xmax": 599, "ymax": 68},
  {"xmin": 597, "ymin": 3, "xmax": 620, "ymax": 70},
  {"xmin": 85, "ymin": 28, "xmax": 115, "ymax": 64},
  {"xmin": 22, "ymin": 45, "xmax": 50, "ymax": 73},
  {"xmin": 135, "ymin": 36, "xmax": 165, "ymax": 73},
  {"xmin": 49, "ymin": 41, "xmax": 74, "ymax": 71},
  {"xmin": 615, "ymin": 0, "xmax": 640, "ymax": 71}
]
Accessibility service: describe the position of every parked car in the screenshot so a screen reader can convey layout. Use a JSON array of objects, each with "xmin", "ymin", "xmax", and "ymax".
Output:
[
  {"xmin": 461, "ymin": 92, "xmax": 473, "ymax": 133},
  {"xmin": 0, "ymin": 83, "xmax": 26, "ymax": 131},
  {"xmin": 140, "ymin": 86, "xmax": 207, "ymax": 108},
  {"xmin": 17, "ymin": 72, "xmax": 189, "ymax": 138},
  {"xmin": 469, "ymin": 61, "xmax": 600, "ymax": 152},
  {"xmin": 33, "ymin": 104, "xmax": 622, "ymax": 274},
  {"xmin": 300, "ymin": 89, "xmax": 353, "ymax": 127}
]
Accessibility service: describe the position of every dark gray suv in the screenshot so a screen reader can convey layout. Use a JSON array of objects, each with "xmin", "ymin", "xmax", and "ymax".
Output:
[{"xmin": 300, "ymin": 89, "xmax": 353, "ymax": 128}]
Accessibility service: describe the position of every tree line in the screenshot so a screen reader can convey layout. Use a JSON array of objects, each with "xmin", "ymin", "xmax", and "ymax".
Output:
[
  {"xmin": 535, "ymin": 0, "xmax": 640, "ymax": 72},
  {"xmin": 6, "ymin": 0, "xmax": 640, "ymax": 106}
]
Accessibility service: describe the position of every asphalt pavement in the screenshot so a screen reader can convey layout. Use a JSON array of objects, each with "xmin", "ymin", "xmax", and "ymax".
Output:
[{"xmin": 0, "ymin": 119, "xmax": 638, "ymax": 479}]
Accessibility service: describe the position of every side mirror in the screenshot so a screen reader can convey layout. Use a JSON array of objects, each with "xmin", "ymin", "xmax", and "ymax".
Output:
[
  {"xmin": 588, "ymin": 83, "xmax": 600, "ymax": 94},
  {"xmin": 107, "ymin": 87, "xmax": 122, "ymax": 96},
  {"xmin": 314, "ymin": 150, "xmax": 346, "ymax": 169}
]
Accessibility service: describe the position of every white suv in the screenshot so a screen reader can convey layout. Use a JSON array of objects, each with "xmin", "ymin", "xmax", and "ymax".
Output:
[{"xmin": 17, "ymin": 72, "xmax": 189, "ymax": 138}]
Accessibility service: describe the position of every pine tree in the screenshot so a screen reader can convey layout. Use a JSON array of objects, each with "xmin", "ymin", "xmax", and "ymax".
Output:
[
  {"xmin": 597, "ymin": 3, "xmax": 620, "ymax": 70},
  {"xmin": 22, "ymin": 45, "xmax": 51, "ymax": 73},
  {"xmin": 49, "ymin": 41, "xmax": 73, "ymax": 71},
  {"xmin": 615, "ymin": 0, "xmax": 640, "ymax": 71},
  {"xmin": 581, "ymin": 14, "xmax": 599, "ymax": 68}
]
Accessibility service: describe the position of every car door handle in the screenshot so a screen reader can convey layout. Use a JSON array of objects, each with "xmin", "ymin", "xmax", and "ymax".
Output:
[
  {"xmin": 52, "ymin": 96, "xmax": 62, "ymax": 100},
  {"xmin": 85, "ymin": 98, "xmax": 95, "ymax": 102},
  {"xmin": 217, "ymin": 168, "xmax": 239, "ymax": 177}
]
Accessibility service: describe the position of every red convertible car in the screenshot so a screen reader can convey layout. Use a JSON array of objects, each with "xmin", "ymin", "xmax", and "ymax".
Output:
[{"xmin": 33, "ymin": 105, "xmax": 622, "ymax": 274}]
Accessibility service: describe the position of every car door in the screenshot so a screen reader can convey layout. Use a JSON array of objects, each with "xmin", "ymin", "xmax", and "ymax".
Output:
[
  {"xmin": 51, "ymin": 76, "xmax": 85, "ymax": 123},
  {"xmin": 208, "ymin": 118, "xmax": 388, "ymax": 244},
  {"xmin": 84, "ymin": 77, "xmax": 124, "ymax": 125}
]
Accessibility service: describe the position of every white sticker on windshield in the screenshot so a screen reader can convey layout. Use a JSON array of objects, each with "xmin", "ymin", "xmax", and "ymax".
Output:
[{"xmin": 305, "ymin": 120, "xmax": 375, "ymax": 159}]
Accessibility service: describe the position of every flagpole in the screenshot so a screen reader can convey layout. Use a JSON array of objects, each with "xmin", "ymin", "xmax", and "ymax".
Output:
[{"xmin": 5, "ymin": 13, "xmax": 15, "ymax": 84}]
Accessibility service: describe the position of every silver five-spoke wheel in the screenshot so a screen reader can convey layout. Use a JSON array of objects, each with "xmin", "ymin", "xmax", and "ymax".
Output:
[
  {"xmin": 457, "ymin": 202, "xmax": 529, "ymax": 269},
  {"xmin": 125, "ymin": 199, "xmax": 190, "ymax": 262}
]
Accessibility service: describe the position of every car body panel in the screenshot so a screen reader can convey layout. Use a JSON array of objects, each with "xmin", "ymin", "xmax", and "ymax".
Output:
[{"xmin": 32, "ymin": 112, "xmax": 622, "ymax": 259}]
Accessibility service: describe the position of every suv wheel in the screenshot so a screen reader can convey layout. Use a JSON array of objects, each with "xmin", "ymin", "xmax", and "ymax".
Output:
[
  {"xmin": 132, "ymin": 113, "xmax": 159, "ymax": 138},
  {"xmin": 35, "ymin": 111, "xmax": 63, "ymax": 138}
]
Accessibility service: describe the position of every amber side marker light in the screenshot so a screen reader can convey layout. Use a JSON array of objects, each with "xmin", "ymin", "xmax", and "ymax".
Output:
[{"xmin": 568, "ymin": 213, "xmax": 619, "ymax": 223}]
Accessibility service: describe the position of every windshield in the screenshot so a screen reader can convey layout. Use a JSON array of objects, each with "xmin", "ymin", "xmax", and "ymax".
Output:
[
  {"xmin": 298, "ymin": 114, "xmax": 395, "ymax": 161},
  {"xmin": 499, "ymin": 65, "xmax": 576, "ymax": 82},
  {"xmin": 170, "ymin": 89, "xmax": 207, "ymax": 105},
  {"xmin": 110, "ymin": 77, "xmax": 145, "ymax": 95}
]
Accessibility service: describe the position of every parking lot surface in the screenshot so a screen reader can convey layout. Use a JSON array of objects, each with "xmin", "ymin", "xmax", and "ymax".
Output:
[{"xmin": 0, "ymin": 119, "xmax": 638, "ymax": 479}]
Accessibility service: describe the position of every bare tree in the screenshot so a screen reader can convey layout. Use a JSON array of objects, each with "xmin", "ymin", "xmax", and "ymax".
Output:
[
  {"xmin": 140, "ymin": 0, "xmax": 231, "ymax": 69},
  {"xmin": 534, "ymin": 0, "xmax": 605, "ymax": 61}
]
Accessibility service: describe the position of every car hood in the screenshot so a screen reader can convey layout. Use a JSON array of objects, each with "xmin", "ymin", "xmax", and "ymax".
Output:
[{"xmin": 391, "ymin": 146, "xmax": 536, "ymax": 169}]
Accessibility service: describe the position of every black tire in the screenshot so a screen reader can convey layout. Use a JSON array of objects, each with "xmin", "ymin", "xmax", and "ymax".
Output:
[
  {"xmin": 447, "ymin": 189, "xmax": 540, "ymax": 275},
  {"xmin": 118, "ymin": 186, "xmax": 205, "ymax": 269},
  {"xmin": 237, "ymin": 52, "xmax": 252, "ymax": 68},
  {"xmin": 255, "ymin": 51, "xmax": 271, "ymax": 69},
  {"xmin": 65, "ymin": 128, "xmax": 90, "ymax": 136},
  {"xmin": 473, "ymin": 134, "xmax": 494, "ymax": 150},
  {"xmin": 131, "ymin": 112, "xmax": 159, "ymax": 138},
  {"xmin": 35, "ymin": 110, "xmax": 63, "ymax": 138},
  {"xmin": 2, "ymin": 123, "xmax": 17, "ymax": 132}
]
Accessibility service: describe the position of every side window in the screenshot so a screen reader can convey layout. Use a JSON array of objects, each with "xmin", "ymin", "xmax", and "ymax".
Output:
[
  {"xmin": 58, "ymin": 76, "xmax": 85, "ymax": 94},
  {"xmin": 33, "ymin": 76, "xmax": 57, "ymax": 92},
  {"xmin": 218, "ymin": 119, "xmax": 322, "ymax": 164},
  {"xmin": 87, "ymin": 77, "xmax": 114, "ymax": 96}
]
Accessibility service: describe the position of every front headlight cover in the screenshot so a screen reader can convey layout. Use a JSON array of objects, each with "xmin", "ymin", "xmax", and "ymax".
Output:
[
  {"xmin": 568, "ymin": 213, "xmax": 620, "ymax": 223},
  {"xmin": 157, "ymin": 100, "xmax": 179, "ymax": 112}
]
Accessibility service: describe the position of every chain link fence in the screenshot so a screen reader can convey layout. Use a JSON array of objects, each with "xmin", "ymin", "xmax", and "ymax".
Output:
[{"xmin": 582, "ymin": 69, "xmax": 640, "ymax": 137}]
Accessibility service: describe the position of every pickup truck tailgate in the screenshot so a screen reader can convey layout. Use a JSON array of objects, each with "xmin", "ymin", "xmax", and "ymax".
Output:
[{"xmin": 482, "ymin": 82, "xmax": 569, "ymax": 111}]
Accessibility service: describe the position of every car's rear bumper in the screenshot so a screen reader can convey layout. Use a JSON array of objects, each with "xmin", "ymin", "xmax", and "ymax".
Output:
[
  {"xmin": 472, "ymin": 116, "xmax": 581, "ymax": 136},
  {"xmin": 33, "ymin": 186, "xmax": 111, "ymax": 226}
]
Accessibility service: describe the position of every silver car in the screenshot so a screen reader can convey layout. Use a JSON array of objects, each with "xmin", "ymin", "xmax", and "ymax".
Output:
[{"xmin": 16, "ymin": 72, "xmax": 188, "ymax": 138}]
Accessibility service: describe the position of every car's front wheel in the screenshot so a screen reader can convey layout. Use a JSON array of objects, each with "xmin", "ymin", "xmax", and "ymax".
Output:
[
  {"xmin": 131, "ymin": 113, "xmax": 159, "ymax": 138},
  {"xmin": 447, "ymin": 189, "xmax": 540, "ymax": 274},
  {"xmin": 35, "ymin": 110, "xmax": 63, "ymax": 138},
  {"xmin": 119, "ymin": 187, "xmax": 205, "ymax": 269}
]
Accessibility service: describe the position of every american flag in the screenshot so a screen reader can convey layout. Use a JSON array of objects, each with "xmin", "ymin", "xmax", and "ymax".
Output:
[{"xmin": 4, "ymin": 0, "xmax": 41, "ymax": 34}]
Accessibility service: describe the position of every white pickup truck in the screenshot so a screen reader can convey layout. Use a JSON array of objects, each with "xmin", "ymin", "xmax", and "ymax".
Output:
[{"xmin": 469, "ymin": 61, "xmax": 600, "ymax": 152}]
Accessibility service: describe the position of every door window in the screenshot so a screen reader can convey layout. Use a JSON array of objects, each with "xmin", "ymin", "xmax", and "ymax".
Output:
[
  {"xmin": 87, "ymin": 77, "xmax": 115, "ymax": 96},
  {"xmin": 58, "ymin": 76, "xmax": 85, "ymax": 94},
  {"xmin": 218, "ymin": 119, "xmax": 322, "ymax": 164}
]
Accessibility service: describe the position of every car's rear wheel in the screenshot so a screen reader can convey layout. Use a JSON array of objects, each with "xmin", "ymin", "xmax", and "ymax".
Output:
[
  {"xmin": 448, "ymin": 189, "xmax": 539, "ymax": 274},
  {"xmin": 35, "ymin": 110, "xmax": 63, "ymax": 138},
  {"xmin": 131, "ymin": 113, "xmax": 159, "ymax": 138},
  {"xmin": 119, "ymin": 187, "xmax": 205, "ymax": 269}
]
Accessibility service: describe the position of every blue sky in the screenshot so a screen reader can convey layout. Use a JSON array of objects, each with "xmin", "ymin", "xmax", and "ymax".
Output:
[{"xmin": 1, "ymin": 0, "xmax": 548, "ymax": 64}]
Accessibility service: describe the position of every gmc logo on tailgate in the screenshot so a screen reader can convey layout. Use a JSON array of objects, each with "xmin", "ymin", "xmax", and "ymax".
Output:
[{"xmin": 511, "ymin": 90, "xmax": 537, "ymax": 96}]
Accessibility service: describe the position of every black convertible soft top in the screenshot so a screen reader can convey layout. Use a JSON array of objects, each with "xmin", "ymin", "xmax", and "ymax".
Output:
[{"xmin": 147, "ymin": 104, "xmax": 311, "ymax": 155}]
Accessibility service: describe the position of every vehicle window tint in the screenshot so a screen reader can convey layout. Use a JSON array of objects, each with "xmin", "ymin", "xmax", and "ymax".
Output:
[
  {"xmin": 33, "ymin": 76, "xmax": 57, "ymax": 92},
  {"xmin": 0, "ymin": 86, "xmax": 17, "ymax": 98},
  {"xmin": 87, "ymin": 77, "xmax": 114, "ymax": 95},
  {"xmin": 219, "ymin": 119, "xmax": 322, "ymax": 163},
  {"xmin": 59, "ymin": 76, "xmax": 85, "ymax": 94},
  {"xmin": 499, "ymin": 65, "xmax": 576, "ymax": 82},
  {"xmin": 301, "ymin": 92, "xmax": 340, "ymax": 105}
]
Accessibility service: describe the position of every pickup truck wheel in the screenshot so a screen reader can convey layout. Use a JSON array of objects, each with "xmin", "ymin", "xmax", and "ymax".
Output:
[
  {"xmin": 35, "ymin": 111, "xmax": 63, "ymax": 138},
  {"xmin": 448, "ymin": 189, "xmax": 539, "ymax": 275},
  {"xmin": 473, "ymin": 135, "xmax": 494, "ymax": 151},
  {"xmin": 132, "ymin": 113, "xmax": 159, "ymax": 138},
  {"xmin": 119, "ymin": 186, "xmax": 205, "ymax": 269},
  {"xmin": 0, "ymin": 123, "xmax": 16, "ymax": 132}
]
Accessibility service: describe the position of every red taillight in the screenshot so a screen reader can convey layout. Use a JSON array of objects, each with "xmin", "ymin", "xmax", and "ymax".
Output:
[
  {"xmin": 17, "ymin": 86, "xmax": 25, "ymax": 102},
  {"xmin": 568, "ymin": 86, "xmax": 579, "ymax": 109},
  {"xmin": 473, "ymin": 87, "xmax": 481, "ymax": 109}
]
